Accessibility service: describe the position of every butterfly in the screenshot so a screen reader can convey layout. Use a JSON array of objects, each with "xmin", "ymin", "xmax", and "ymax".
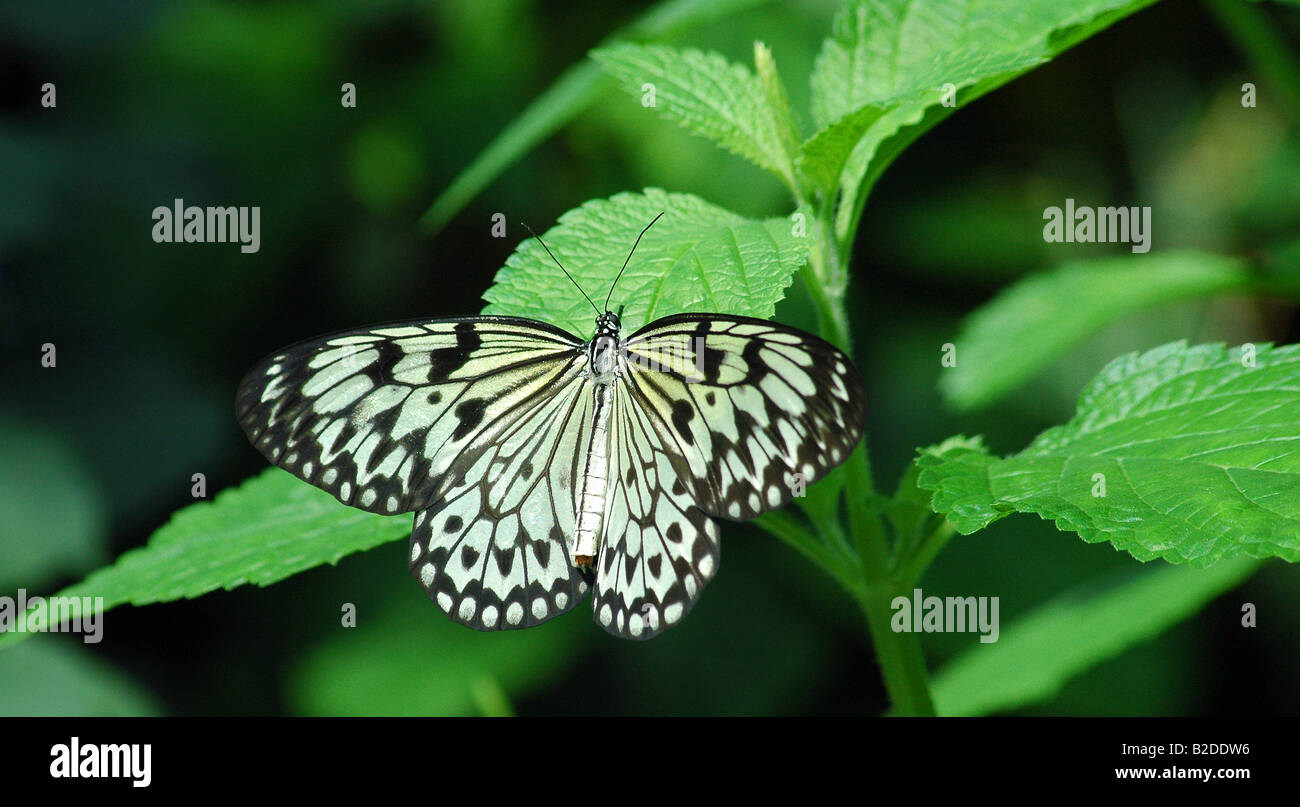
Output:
[{"xmin": 236, "ymin": 214, "xmax": 867, "ymax": 639}]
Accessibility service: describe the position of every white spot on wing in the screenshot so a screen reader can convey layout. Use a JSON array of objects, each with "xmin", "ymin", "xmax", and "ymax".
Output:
[{"xmin": 458, "ymin": 598, "xmax": 476, "ymax": 621}]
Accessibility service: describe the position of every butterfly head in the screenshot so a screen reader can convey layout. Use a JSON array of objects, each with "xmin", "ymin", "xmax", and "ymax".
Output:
[{"xmin": 594, "ymin": 309, "xmax": 622, "ymax": 338}]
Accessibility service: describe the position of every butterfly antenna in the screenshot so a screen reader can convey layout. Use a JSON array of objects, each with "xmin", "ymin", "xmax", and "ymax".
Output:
[
  {"xmin": 605, "ymin": 211, "xmax": 665, "ymax": 312},
  {"xmin": 521, "ymin": 222, "xmax": 600, "ymax": 316}
]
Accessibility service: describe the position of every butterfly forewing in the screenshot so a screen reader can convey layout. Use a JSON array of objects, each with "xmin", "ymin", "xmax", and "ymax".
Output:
[
  {"xmin": 622, "ymin": 314, "xmax": 867, "ymax": 521},
  {"xmin": 236, "ymin": 317, "xmax": 584, "ymax": 516}
]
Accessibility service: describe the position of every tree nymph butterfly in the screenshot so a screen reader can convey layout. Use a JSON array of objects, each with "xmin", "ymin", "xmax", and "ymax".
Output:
[{"xmin": 237, "ymin": 214, "xmax": 867, "ymax": 639}]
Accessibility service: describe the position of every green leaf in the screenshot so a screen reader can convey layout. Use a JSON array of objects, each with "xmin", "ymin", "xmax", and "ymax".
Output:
[
  {"xmin": 1, "ymin": 468, "xmax": 407, "ymax": 649},
  {"xmin": 918, "ymin": 341, "xmax": 1300, "ymax": 566},
  {"xmin": 831, "ymin": 51, "xmax": 1045, "ymax": 241},
  {"xmin": 809, "ymin": 0, "xmax": 1157, "ymax": 239},
  {"xmin": 592, "ymin": 43, "xmax": 797, "ymax": 189},
  {"xmin": 796, "ymin": 103, "xmax": 886, "ymax": 196},
  {"xmin": 941, "ymin": 251, "xmax": 1254, "ymax": 410},
  {"xmin": 807, "ymin": 0, "xmax": 1102, "ymax": 129},
  {"xmin": 70, "ymin": 467, "xmax": 407, "ymax": 604},
  {"xmin": 419, "ymin": 0, "xmax": 776, "ymax": 234},
  {"xmin": 931, "ymin": 557, "xmax": 1260, "ymax": 716},
  {"xmin": 752, "ymin": 41, "xmax": 801, "ymax": 170},
  {"xmin": 889, "ymin": 435, "xmax": 981, "ymax": 549},
  {"xmin": 915, "ymin": 437, "xmax": 1003, "ymax": 533},
  {"xmin": 482, "ymin": 188, "xmax": 810, "ymax": 335},
  {"xmin": 289, "ymin": 590, "xmax": 587, "ymax": 716},
  {"xmin": 0, "ymin": 636, "xmax": 161, "ymax": 716}
]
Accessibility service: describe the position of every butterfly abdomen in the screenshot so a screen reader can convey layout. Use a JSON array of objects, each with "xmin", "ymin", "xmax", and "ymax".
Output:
[{"xmin": 573, "ymin": 381, "xmax": 614, "ymax": 566}]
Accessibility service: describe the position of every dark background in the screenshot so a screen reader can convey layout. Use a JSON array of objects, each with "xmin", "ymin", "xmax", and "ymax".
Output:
[{"xmin": 2, "ymin": 0, "xmax": 1298, "ymax": 715}]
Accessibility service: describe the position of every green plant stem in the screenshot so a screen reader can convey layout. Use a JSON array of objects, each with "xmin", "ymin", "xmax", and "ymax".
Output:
[
  {"xmin": 850, "ymin": 452, "xmax": 937, "ymax": 715},
  {"xmin": 802, "ymin": 207, "xmax": 853, "ymax": 346},
  {"xmin": 804, "ymin": 200, "xmax": 936, "ymax": 716},
  {"xmin": 756, "ymin": 510, "xmax": 861, "ymax": 594},
  {"xmin": 858, "ymin": 589, "xmax": 936, "ymax": 715},
  {"xmin": 892, "ymin": 520, "xmax": 957, "ymax": 590}
]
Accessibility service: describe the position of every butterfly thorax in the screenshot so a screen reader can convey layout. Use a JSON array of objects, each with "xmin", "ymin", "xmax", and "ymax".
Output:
[
  {"xmin": 587, "ymin": 311, "xmax": 622, "ymax": 385},
  {"xmin": 574, "ymin": 312, "xmax": 623, "ymax": 566}
]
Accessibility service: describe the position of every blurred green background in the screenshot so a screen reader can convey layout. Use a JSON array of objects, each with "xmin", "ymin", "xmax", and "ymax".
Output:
[{"xmin": 2, "ymin": 0, "xmax": 1298, "ymax": 715}]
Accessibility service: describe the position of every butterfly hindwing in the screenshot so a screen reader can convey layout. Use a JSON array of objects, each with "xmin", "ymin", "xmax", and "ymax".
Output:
[
  {"xmin": 409, "ymin": 370, "xmax": 596, "ymax": 630},
  {"xmin": 595, "ymin": 380, "xmax": 720, "ymax": 639}
]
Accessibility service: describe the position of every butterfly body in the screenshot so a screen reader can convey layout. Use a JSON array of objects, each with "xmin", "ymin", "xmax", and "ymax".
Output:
[
  {"xmin": 585, "ymin": 310, "xmax": 623, "ymax": 383},
  {"xmin": 238, "ymin": 310, "xmax": 866, "ymax": 639}
]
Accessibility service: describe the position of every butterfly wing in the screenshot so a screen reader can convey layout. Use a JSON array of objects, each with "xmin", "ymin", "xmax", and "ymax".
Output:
[
  {"xmin": 409, "ymin": 370, "xmax": 597, "ymax": 630},
  {"xmin": 621, "ymin": 313, "xmax": 867, "ymax": 520},
  {"xmin": 237, "ymin": 316, "xmax": 584, "ymax": 514},
  {"xmin": 596, "ymin": 384, "xmax": 720, "ymax": 639},
  {"xmin": 591, "ymin": 314, "xmax": 866, "ymax": 638},
  {"xmin": 237, "ymin": 316, "xmax": 596, "ymax": 630}
]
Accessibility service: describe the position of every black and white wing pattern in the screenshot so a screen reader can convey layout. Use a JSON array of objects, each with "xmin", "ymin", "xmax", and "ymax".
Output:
[
  {"xmin": 236, "ymin": 317, "xmax": 595, "ymax": 629},
  {"xmin": 591, "ymin": 314, "xmax": 867, "ymax": 639},
  {"xmin": 623, "ymin": 314, "xmax": 867, "ymax": 520},
  {"xmin": 408, "ymin": 369, "xmax": 596, "ymax": 630},
  {"xmin": 238, "ymin": 310, "xmax": 868, "ymax": 640},
  {"xmin": 596, "ymin": 378, "xmax": 720, "ymax": 638}
]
